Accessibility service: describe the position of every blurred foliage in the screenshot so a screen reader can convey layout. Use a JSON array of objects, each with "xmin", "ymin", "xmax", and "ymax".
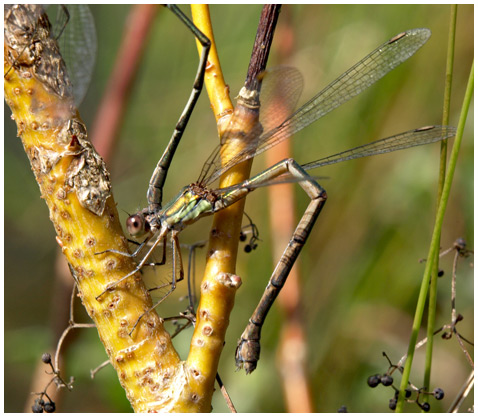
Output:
[{"xmin": 4, "ymin": 4, "xmax": 473, "ymax": 413}]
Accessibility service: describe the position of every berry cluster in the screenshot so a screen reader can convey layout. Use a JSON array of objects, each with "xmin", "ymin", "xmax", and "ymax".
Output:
[
  {"xmin": 31, "ymin": 353, "xmax": 73, "ymax": 413},
  {"xmin": 32, "ymin": 397, "xmax": 56, "ymax": 413},
  {"xmin": 367, "ymin": 353, "xmax": 445, "ymax": 412},
  {"xmin": 239, "ymin": 213, "xmax": 261, "ymax": 253},
  {"xmin": 239, "ymin": 230, "xmax": 259, "ymax": 252}
]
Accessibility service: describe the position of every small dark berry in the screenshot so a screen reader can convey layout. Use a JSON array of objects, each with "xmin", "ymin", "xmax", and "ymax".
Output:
[
  {"xmin": 38, "ymin": 399, "xmax": 45, "ymax": 406},
  {"xmin": 41, "ymin": 353, "xmax": 52, "ymax": 364},
  {"xmin": 421, "ymin": 402, "xmax": 431, "ymax": 412},
  {"xmin": 244, "ymin": 245, "xmax": 252, "ymax": 253},
  {"xmin": 437, "ymin": 269, "xmax": 444, "ymax": 277},
  {"xmin": 252, "ymin": 243, "xmax": 258, "ymax": 250},
  {"xmin": 433, "ymin": 388, "xmax": 445, "ymax": 400},
  {"xmin": 239, "ymin": 232, "xmax": 246, "ymax": 242},
  {"xmin": 44, "ymin": 402, "xmax": 56, "ymax": 413},
  {"xmin": 456, "ymin": 314, "xmax": 464, "ymax": 322},
  {"xmin": 455, "ymin": 237, "xmax": 466, "ymax": 250},
  {"xmin": 389, "ymin": 398, "xmax": 397, "ymax": 410},
  {"xmin": 337, "ymin": 405, "xmax": 347, "ymax": 412},
  {"xmin": 32, "ymin": 400, "xmax": 43, "ymax": 413},
  {"xmin": 405, "ymin": 389, "xmax": 412, "ymax": 398},
  {"xmin": 367, "ymin": 374, "xmax": 381, "ymax": 388},
  {"xmin": 381, "ymin": 374, "xmax": 393, "ymax": 386}
]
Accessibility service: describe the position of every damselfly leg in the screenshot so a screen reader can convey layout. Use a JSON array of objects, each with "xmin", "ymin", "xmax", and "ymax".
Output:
[
  {"xmin": 128, "ymin": 230, "xmax": 185, "ymax": 335},
  {"xmin": 146, "ymin": 5, "xmax": 211, "ymax": 211},
  {"xmin": 147, "ymin": 240, "xmax": 206, "ymax": 338},
  {"xmin": 185, "ymin": 240, "xmax": 207, "ymax": 310},
  {"xmin": 130, "ymin": 239, "xmax": 206, "ymax": 336},
  {"xmin": 233, "ymin": 125, "xmax": 455, "ymax": 373},
  {"xmin": 96, "ymin": 5, "xmax": 210, "ymax": 302}
]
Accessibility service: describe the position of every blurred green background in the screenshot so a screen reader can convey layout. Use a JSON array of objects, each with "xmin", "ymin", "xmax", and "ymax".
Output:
[{"xmin": 4, "ymin": 4, "xmax": 473, "ymax": 413}]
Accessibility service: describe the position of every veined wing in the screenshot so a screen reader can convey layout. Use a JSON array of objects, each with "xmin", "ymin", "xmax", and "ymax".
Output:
[
  {"xmin": 301, "ymin": 125, "xmax": 456, "ymax": 170},
  {"xmin": 197, "ymin": 66, "xmax": 304, "ymax": 185},
  {"xmin": 5, "ymin": 5, "xmax": 96, "ymax": 106},
  {"xmin": 214, "ymin": 126, "xmax": 456, "ymax": 194},
  {"xmin": 46, "ymin": 5, "xmax": 97, "ymax": 106},
  {"xmin": 200, "ymin": 28, "xmax": 431, "ymax": 186}
]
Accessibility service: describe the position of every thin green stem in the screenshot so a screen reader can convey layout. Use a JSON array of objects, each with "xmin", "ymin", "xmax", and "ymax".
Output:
[
  {"xmin": 423, "ymin": 4, "xmax": 457, "ymax": 402},
  {"xmin": 395, "ymin": 60, "xmax": 473, "ymax": 412}
]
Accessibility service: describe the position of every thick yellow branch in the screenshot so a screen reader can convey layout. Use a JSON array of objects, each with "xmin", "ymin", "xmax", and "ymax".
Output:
[
  {"xmin": 3, "ymin": 58, "xmax": 187, "ymax": 412},
  {"xmin": 4, "ymin": 5, "xmax": 218, "ymax": 413}
]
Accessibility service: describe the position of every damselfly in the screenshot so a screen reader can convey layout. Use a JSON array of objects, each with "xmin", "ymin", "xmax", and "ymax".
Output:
[{"xmin": 98, "ymin": 27, "xmax": 456, "ymax": 372}]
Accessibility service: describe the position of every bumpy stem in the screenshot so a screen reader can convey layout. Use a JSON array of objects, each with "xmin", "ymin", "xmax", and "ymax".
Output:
[{"xmin": 4, "ymin": 4, "xmax": 239, "ymax": 412}]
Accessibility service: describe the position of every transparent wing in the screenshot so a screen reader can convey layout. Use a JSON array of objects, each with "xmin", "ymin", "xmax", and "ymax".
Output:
[
  {"xmin": 197, "ymin": 66, "xmax": 304, "ymax": 184},
  {"xmin": 259, "ymin": 66, "xmax": 304, "ymax": 133},
  {"xmin": 301, "ymin": 125, "xmax": 456, "ymax": 170},
  {"xmin": 201, "ymin": 28, "xmax": 431, "ymax": 186},
  {"xmin": 47, "ymin": 5, "xmax": 97, "ymax": 106},
  {"xmin": 214, "ymin": 126, "xmax": 456, "ymax": 193},
  {"xmin": 5, "ymin": 5, "xmax": 74, "ymax": 100}
]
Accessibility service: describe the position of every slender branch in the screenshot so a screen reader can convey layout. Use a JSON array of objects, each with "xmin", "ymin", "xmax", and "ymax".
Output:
[
  {"xmin": 191, "ymin": 5, "xmax": 234, "ymax": 129},
  {"xmin": 423, "ymin": 4, "xmax": 457, "ymax": 400},
  {"xmin": 188, "ymin": 5, "xmax": 281, "ymax": 411},
  {"xmin": 244, "ymin": 5, "xmax": 281, "ymax": 93},
  {"xmin": 396, "ymin": 59, "xmax": 473, "ymax": 412}
]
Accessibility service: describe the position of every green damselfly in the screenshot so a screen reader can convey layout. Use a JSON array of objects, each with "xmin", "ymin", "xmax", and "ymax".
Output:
[{"xmin": 98, "ymin": 27, "xmax": 456, "ymax": 373}]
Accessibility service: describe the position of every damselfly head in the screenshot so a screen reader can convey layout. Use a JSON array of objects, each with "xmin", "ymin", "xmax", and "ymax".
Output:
[{"xmin": 126, "ymin": 213, "xmax": 150, "ymax": 237}]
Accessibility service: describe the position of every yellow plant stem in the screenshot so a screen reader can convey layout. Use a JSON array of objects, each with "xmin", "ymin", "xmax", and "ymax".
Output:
[
  {"xmin": 3, "ymin": 60, "xmax": 186, "ymax": 411},
  {"xmin": 191, "ymin": 4, "xmax": 234, "ymax": 129},
  {"xmin": 187, "ymin": 4, "xmax": 258, "ymax": 409}
]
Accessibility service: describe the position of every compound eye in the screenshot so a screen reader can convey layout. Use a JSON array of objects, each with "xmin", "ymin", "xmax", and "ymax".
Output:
[{"xmin": 126, "ymin": 214, "xmax": 145, "ymax": 237}]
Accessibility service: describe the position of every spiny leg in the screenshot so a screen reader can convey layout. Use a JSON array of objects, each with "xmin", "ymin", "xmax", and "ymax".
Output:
[
  {"xmin": 95, "ymin": 237, "xmax": 149, "ymax": 259},
  {"xmin": 95, "ymin": 230, "xmax": 170, "ymax": 268},
  {"xmin": 147, "ymin": 5, "xmax": 211, "ymax": 211},
  {"xmin": 185, "ymin": 240, "xmax": 206, "ymax": 312},
  {"xmin": 234, "ymin": 159, "xmax": 327, "ymax": 373},
  {"xmin": 157, "ymin": 241, "xmax": 204, "ymax": 338},
  {"xmin": 153, "ymin": 240, "xmax": 205, "ymax": 337},
  {"xmin": 129, "ymin": 230, "xmax": 185, "ymax": 335},
  {"xmin": 132, "ymin": 242, "xmax": 170, "ymax": 273},
  {"xmin": 51, "ymin": 5, "xmax": 71, "ymax": 40},
  {"xmin": 147, "ymin": 236, "xmax": 187, "ymax": 292},
  {"xmin": 95, "ymin": 229, "xmax": 169, "ymax": 300}
]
